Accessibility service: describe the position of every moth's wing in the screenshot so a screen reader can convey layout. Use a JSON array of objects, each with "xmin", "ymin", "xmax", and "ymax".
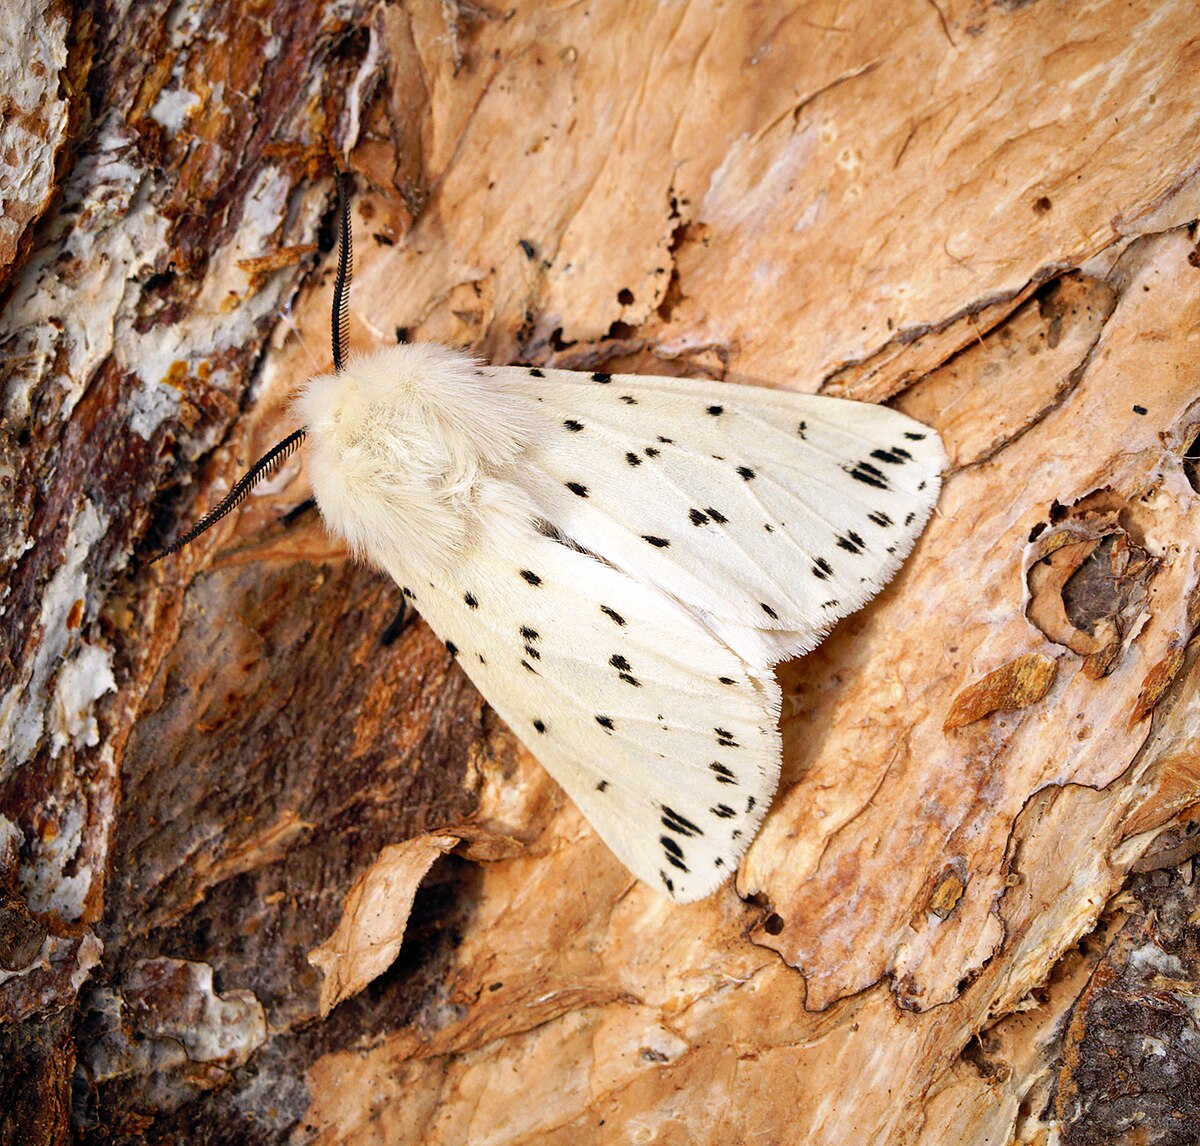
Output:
[
  {"xmin": 489, "ymin": 366, "xmax": 945, "ymax": 667},
  {"xmin": 384, "ymin": 524, "xmax": 780, "ymax": 903}
]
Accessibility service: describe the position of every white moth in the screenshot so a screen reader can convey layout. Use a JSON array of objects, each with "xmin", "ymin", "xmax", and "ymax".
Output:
[
  {"xmin": 293, "ymin": 347, "xmax": 943, "ymax": 901},
  {"xmin": 160, "ymin": 178, "xmax": 945, "ymax": 903}
]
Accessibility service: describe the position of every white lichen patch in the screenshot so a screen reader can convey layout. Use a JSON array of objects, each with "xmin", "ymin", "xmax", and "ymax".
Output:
[
  {"xmin": 18, "ymin": 745, "xmax": 115, "ymax": 922},
  {"xmin": 21, "ymin": 791, "xmax": 90, "ymax": 917},
  {"xmin": 123, "ymin": 162, "xmax": 322, "ymax": 449},
  {"xmin": 157, "ymin": 960, "xmax": 268, "ymax": 1066},
  {"xmin": 0, "ymin": 498, "xmax": 108, "ymax": 775},
  {"xmin": 0, "ymin": 122, "xmax": 171, "ymax": 430},
  {"xmin": 83, "ymin": 960, "xmax": 267, "ymax": 1083},
  {"xmin": 0, "ymin": 121, "xmax": 323, "ymax": 466},
  {"xmin": 0, "ymin": 814, "xmax": 21, "ymax": 862},
  {"xmin": 0, "ymin": 0, "xmax": 70, "ymax": 268},
  {"xmin": 148, "ymin": 87, "xmax": 201, "ymax": 135},
  {"xmin": 127, "ymin": 372, "xmax": 183, "ymax": 440},
  {"xmin": 50, "ymin": 642, "xmax": 117, "ymax": 756}
]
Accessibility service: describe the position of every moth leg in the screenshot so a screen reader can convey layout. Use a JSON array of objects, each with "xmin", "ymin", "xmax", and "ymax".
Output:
[{"xmin": 380, "ymin": 598, "xmax": 414, "ymax": 646}]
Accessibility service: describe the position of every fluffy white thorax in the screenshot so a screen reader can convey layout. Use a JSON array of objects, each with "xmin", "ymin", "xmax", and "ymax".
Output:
[{"xmin": 294, "ymin": 344, "xmax": 536, "ymax": 572}]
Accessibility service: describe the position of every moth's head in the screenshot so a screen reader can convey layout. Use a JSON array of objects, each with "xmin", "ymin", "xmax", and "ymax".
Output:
[
  {"xmin": 293, "ymin": 342, "xmax": 535, "ymax": 572},
  {"xmin": 149, "ymin": 171, "xmax": 528, "ymax": 571}
]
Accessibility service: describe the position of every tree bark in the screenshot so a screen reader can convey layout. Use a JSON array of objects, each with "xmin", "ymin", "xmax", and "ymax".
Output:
[{"xmin": 3, "ymin": 1, "xmax": 1199, "ymax": 1143}]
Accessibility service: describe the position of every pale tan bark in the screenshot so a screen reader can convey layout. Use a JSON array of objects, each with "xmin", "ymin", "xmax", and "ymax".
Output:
[{"xmin": 3, "ymin": 2, "xmax": 1199, "ymax": 1143}]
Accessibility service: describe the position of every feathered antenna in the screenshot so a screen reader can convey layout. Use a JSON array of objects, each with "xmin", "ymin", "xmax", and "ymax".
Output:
[
  {"xmin": 149, "ymin": 172, "xmax": 356, "ymax": 563},
  {"xmin": 331, "ymin": 170, "xmax": 353, "ymax": 374},
  {"xmin": 148, "ymin": 429, "xmax": 308, "ymax": 563}
]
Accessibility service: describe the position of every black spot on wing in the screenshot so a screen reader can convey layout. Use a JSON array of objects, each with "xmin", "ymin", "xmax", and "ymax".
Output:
[
  {"xmin": 711, "ymin": 804, "xmax": 735, "ymax": 819},
  {"xmin": 597, "ymin": 779, "xmax": 609, "ymax": 792},
  {"xmin": 566, "ymin": 481, "xmax": 589, "ymax": 497},
  {"xmin": 533, "ymin": 719, "xmax": 547, "ymax": 734},
  {"xmin": 644, "ymin": 446, "xmax": 660, "ymax": 457},
  {"xmin": 620, "ymin": 395, "xmax": 637, "ymax": 404},
  {"xmin": 592, "ymin": 372, "xmax": 612, "ymax": 383},
  {"xmin": 520, "ymin": 569, "xmax": 543, "ymax": 586},
  {"xmin": 626, "ymin": 452, "xmax": 642, "ymax": 466},
  {"xmin": 529, "ymin": 367, "xmax": 545, "ymax": 377},
  {"xmin": 521, "ymin": 626, "xmax": 539, "ymax": 641},
  {"xmin": 609, "ymin": 653, "xmax": 641, "ymax": 687},
  {"xmin": 845, "ymin": 460, "xmax": 890, "ymax": 490},
  {"xmin": 812, "ymin": 557, "xmax": 833, "ymax": 579},
  {"xmin": 718, "ymin": 676, "xmax": 736, "ymax": 685},
  {"xmin": 737, "ymin": 466, "xmax": 755, "ymax": 481},
  {"xmin": 836, "ymin": 531, "xmax": 865, "ymax": 554},
  {"xmin": 868, "ymin": 511, "xmax": 893, "ymax": 527},
  {"xmin": 596, "ymin": 715, "xmax": 615, "ymax": 731},
  {"xmin": 657, "ymin": 436, "xmax": 674, "ymax": 444},
  {"xmin": 871, "ymin": 446, "xmax": 912, "ymax": 464},
  {"xmin": 564, "ymin": 419, "xmax": 584, "ymax": 431},
  {"xmin": 903, "ymin": 431, "xmax": 925, "ymax": 440},
  {"xmin": 601, "ymin": 606, "xmax": 626, "ymax": 625},
  {"xmin": 761, "ymin": 602, "xmax": 778, "ymax": 619},
  {"xmin": 714, "ymin": 727, "xmax": 739, "ymax": 748},
  {"xmin": 464, "ymin": 592, "xmax": 479, "ymax": 608},
  {"xmin": 660, "ymin": 871, "xmax": 675, "ymax": 893},
  {"xmin": 643, "ymin": 535, "xmax": 671, "ymax": 548},
  {"xmin": 706, "ymin": 507, "xmax": 728, "ymax": 524},
  {"xmin": 689, "ymin": 508, "xmax": 710, "ymax": 526},
  {"xmin": 661, "ymin": 806, "xmax": 703, "ymax": 837},
  {"xmin": 710, "ymin": 762, "xmax": 737, "ymax": 784},
  {"xmin": 445, "ymin": 641, "xmax": 459, "ymax": 657},
  {"xmin": 660, "ymin": 835, "xmax": 689, "ymax": 872},
  {"xmin": 707, "ymin": 405, "xmax": 723, "ymax": 415}
]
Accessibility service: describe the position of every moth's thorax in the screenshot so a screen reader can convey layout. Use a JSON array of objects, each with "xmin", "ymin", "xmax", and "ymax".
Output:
[{"xmin": 292, "ymin": 343, "xmax": 536, "ymax": 572}]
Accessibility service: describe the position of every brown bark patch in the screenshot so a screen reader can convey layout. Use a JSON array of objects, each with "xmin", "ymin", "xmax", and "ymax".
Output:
[{"xmin": 944, "ymin": 652, "xmax": 1059, "ymax": 731}]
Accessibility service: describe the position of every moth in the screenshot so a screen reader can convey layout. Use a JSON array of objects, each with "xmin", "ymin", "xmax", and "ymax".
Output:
[{"xmin": 157, "ymin": 175, "xmax": 945, "ymax": 902}]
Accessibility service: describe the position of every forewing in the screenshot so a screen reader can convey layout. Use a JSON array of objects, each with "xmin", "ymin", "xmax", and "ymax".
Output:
[{"xmin": 488, "ymin": 366, "xmax": 944, "ymax": 665}]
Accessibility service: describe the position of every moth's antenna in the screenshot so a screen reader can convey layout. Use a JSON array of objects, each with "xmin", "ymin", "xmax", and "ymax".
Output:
[
  {"xmin": 148, "ymin": 173, "xmax": 357, "ymax": 564},
  {"xmin": 148, "ymin": 429, "xmax": 308, "ymax": 564},
  {"xmin": 331, "ymin": 171, "xmax": 353, "ymax": 374}
]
